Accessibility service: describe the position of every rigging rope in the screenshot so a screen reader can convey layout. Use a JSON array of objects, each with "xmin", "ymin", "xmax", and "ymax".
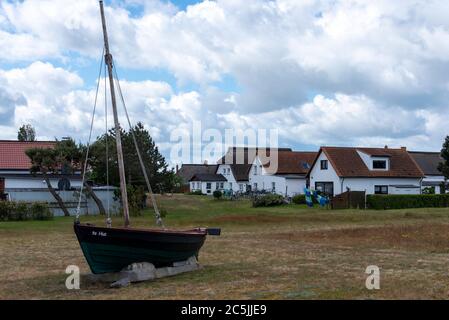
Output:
[
  {"xmin": 111, "ymin": 57, "xmax": 165, "ymax": 228},
  {"xmin": 75, "ymin": 48, "xmax": 105, "ymax": 222}
]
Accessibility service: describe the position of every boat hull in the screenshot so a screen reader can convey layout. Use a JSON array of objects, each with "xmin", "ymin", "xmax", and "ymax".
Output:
[{"xmin": 74, "ymin": 223, "xmax": 207, "ymax": 274}]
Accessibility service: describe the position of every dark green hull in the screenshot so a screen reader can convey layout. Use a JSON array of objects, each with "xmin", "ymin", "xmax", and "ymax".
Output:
[{"xmin": 74, "ymin": 223, "xmax": 207, "ymax": 274}]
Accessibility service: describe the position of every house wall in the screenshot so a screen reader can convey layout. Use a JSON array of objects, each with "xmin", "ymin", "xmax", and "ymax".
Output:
[
  {"xmin": 309, "ymin": 152, "xmax": 422, "ymax": 196},
  {"xmin": 342, "ymin": 177, "xmax": 421, "ymax": 195},
  {"xmin": 190, "ymin": 181, "xmax": 225, "ymax": 195},
  {"xmin": 309, "ymin": 152, "xmax": 341, "ymax": 195},
  {"xmin": 248, "ymin": 156, "xmax": 306, "ymax": 196},
  {"xmin": 4, "ymin": 175, "xmax": 82, "ymax": 189},
  {"xmin": 285, "ymin": 178, "xmax": 307, "ymax": 196},
  {"xmin": 216, "ymin": 164, "xmax": 247, "ymax": 192}
]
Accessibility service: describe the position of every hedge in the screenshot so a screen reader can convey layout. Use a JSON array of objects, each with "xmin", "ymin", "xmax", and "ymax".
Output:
[
  {"xmin": 0, "ymin": 201, "xmax": 53, "ymax": 221},
  {"xmin": 252, "ymin": 194, "xmax": 285, "ymax": 207},
  {"xmin": 366, "ymin": 194, "xmax": 449, "ymax": 210}
]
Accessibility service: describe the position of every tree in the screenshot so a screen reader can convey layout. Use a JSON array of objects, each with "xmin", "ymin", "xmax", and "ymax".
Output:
[
  {"xmin": 90, "ymin": 122, "xmax": 174, "ymax": 192},
  {"xmin": 25, "ymin": 147, "xmax": 71, "ymax": 216},
  {"xmin": 438, "ymin": 135, "xmax": 449, "ymax": 193},
  {"xmin": 89, "ymin": 123, "xmax": 173, "ymax": 217},
  {"xmin": 17, "ymin": 124, "xmax": 36, "ymax": 142},
  {"xmin": 55, "ymin": 138, "xmax": 106, "ymax": 216}
]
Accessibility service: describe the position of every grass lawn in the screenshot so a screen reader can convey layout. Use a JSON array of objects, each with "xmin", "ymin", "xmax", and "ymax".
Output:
[{"xmin": 1, "ymin": 194, "xmax": 449, "ymax": 299}]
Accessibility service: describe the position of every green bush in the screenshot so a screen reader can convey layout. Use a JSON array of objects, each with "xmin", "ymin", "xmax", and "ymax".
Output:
[
  {"xmin": 213, "ymin": 190, "xmax": 222, "ymax": 200},
  {"xmin": 0, "ymin": 201, "xmax": 53, "ymax": 221},
  {"xmin": 30, "ymin": 202, "xmax": 53, "ymax": 220},
  {"xmin": 292, "ymin": 194, "xmax": 306, "ymax": 204},
  {"xmin": 252, "ymin": 194, "xmax": 285, "ymax": 207},
  {"xmin": 366, "ymin": 194, "xmax": 449, "ymax": 210},
  {"xmin": 292, "ymin": 194, "xmax": 318, "ymax": 205},
  {"xmin": 422, "ymin": 187, "xmax": 435, "ymax": 194}
]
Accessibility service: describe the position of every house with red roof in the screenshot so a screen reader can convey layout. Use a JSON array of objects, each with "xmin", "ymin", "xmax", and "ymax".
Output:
[
  {"xmin": 248, "ymin": 149, "xmax": 317, "ymax": 196},
  {"xmin": 307, "ymin": 146, "xmax": 425, "ymax": 196},
  {"xmin": 0, "ymin": 140, "xmax": 83, "ymax": 197}
]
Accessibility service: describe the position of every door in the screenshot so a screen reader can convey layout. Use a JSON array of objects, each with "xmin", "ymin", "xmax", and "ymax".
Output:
[{"xmin": 315, "ymin": 182, "xmax": 334, "ymax": 196}]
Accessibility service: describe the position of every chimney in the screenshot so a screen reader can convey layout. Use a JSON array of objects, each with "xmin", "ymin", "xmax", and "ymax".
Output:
[
  {"xmin": 176, "ymin": 164, "xmax": 179, "ymax": 173},
  {"xmin": 203, "ymin": 160, "xmax": 208, "ymax": 165},
  {"xmin": 400, "ymin": 146, "xmax": 407, "ymax": 151},
  {"xmin": 384, "ymin": 145, "xmax": 388, "ymax": 149}
]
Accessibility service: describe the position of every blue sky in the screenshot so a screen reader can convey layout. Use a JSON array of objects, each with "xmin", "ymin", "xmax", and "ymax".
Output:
[{"xmin": 1, "ymin": 0, "xmax": 449, "ymax": 164}]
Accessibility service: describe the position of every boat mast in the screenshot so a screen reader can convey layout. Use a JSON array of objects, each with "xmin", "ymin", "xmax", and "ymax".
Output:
[{"xmin": 99, "ymin": 0, "xmax": 130, "ymax": 227}]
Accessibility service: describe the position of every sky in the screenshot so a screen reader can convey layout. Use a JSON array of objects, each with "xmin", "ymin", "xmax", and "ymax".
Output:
[{"xmin": 1, "ymin": 0, "xmax": 449, "ymax": 165}]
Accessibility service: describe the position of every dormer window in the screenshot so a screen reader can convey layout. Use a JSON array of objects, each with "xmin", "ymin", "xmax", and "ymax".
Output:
[{"xmin": 373, "ymin": 160, "xmax": 387, "ymax": 170}]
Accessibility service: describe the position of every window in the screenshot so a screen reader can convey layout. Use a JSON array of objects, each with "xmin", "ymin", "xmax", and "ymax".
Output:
[
  {"xmin": 239, "ymin": 184, "xmax": 244, "ymax": 191},
  {"xmin": 272, "ymin": 182, "xmax": 276, "ymax": 191},
  {"xmin": 374, "ymin": 185, "xmax": 388, "ymax": 194},
  {"xmin": 227, "ymin": 168, "xmax": 231, "ymax": 175},
  {"xmin": 223, "ymin": 168, "xmax": 226, "ymax": 175},
  {"xmin": 254, "ymin": 166, "xmax": 258, "ymax": 175},
  {"xmin": 315, "ymin": 182, "xmax": 334, "ymax": 196},
  {"xmin": 373, "ymin": 160, "xmax": 387, "ymax": 169},
  {"xmin": 229, "ymin": 182, "xmax": 233, "ymax": 189},
  {"xmin": 216, "ymin": 183, "xmax": 219, "ymax": 190},
  {"xmin": 206, "ymin": 183, "xmax": 211, "ymax": 190},
  {"xmin": 320, "ymin": 160, "xmax": 328, "ymax": 170},
  {"xmin": 254, "ymin": 183, "xmax": 258, "ymax": 190},
  {"xmin": 220, "ymin": 182, "xmax": 224, "ymax": 189},
  {"xmin": 196, "ymin": 182, "xmax": 200, "ymax": 189}
]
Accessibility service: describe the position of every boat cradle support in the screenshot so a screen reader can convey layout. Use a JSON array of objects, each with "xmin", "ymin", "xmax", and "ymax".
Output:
[{"xmin": 86, "ymin": 256, "xmax": 201, "ymax": 288}]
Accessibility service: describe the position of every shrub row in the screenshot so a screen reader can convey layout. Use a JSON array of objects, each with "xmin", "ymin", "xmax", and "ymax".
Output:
[
  {"xmin": 252, "ymin": 194, "xmax": 285, "ymax": 207},
  {"xmin": 366, "ymin": 194, "xmax": 449, "ymax": 210},
  {"xmin": 0, "ymin": 201, "xmax": 53, "ymax": 221}
]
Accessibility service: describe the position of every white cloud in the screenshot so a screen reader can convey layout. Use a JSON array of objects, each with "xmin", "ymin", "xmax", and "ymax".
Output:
[{"xmin": 219, "ymin": 93, "xmax": 448, "ymax": 151}]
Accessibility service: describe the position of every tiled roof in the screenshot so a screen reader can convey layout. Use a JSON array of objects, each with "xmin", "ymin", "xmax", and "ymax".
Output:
[
  {"xmin": 190, "ymin": 173, "xmax": 227, "ymax": 182},
  {"xmin": 260, "ymin": 151, "xmax": 317, "ymax": 175},
  {"xmin": 176, "ymin": 164, "xmax": 218, "ymax": 183},
  {"xmin": 0, "ymin": 140, "xmax": 56, "ymax": 170},
  {"xmin": 217, "ymin": 147, "xmax": 293, "ymax": 181},
  {"xmin": 409, "ymin": 151, "xmax": 444, "ymax": 176},
  {"xmin": 311, "ymin": 146, "xmax": 424, "ymax": 178}
]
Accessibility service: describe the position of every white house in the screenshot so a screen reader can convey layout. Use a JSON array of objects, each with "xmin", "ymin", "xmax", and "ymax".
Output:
[
  {"xmin": 215, "ymin": 147, "xmax": 298, "ymax": 193},
  {"xmin": 308, "ymin": 146, "xmax": 424, "ymax": 196},
  {"xmin": 248, "ymin": 150, "xmax": 317, "ymax": 196},
  {"xmin": 189, "ymin": 173, "xmax": 227, "ymax": 195},
  {"xmin": 0, "ymin": 140, "xmax": 119, "ymax": 216},
  {"xmin": 215, "ymin": 147, "xmax": 260, "ymax": 193},
  {"xmin": 177, "ymin": 164, "xmax": 218, "ymax": 191},
  {"xmin": 0, "ymin": 140, "xmax": 83, "ymax": 195},
  {"xmin": 409, "ymin": 151, "xmax": 447, "ymax": 193}
]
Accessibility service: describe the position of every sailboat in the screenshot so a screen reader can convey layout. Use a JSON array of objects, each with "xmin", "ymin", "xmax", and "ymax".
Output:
[{"xmin": 74, "ymin": 0, "xmax": 219, "ymax": 275}]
